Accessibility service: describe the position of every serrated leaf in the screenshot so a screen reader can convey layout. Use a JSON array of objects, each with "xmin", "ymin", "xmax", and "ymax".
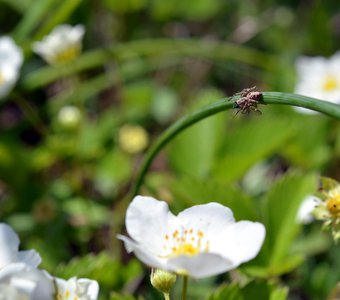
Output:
[{"xmin": 260, "ymin": 172, "xmax": 318, "ymax": 273}]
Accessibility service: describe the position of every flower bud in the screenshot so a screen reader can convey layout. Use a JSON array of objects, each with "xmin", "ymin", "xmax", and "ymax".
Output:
[
  {"xmin": 150, "ymin": 269, "xmax": 176, "ymax": 294},
  {"xmin": 57, "ymin": 105, "xmax": 81, "ymax": 129},
  {"xmin": 118, "ymin": 124, "xmax": 149, "ymax": 154}
]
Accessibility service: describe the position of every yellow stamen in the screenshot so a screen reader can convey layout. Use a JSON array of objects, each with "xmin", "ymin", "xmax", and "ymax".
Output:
[
  {"xmin": 162, "ymin": 228, "xmax": 209, "ymax": 258},
  {"xmin": 324, "ymin": 186, "xmax": 340, "ymax": 218},
  {"xmin": 53, "ymin": 45, "xmax": 81, "ymax": 64},
  {"xmin": 322, "ymin": 76, "xmax": 338, "ymax": 91}
]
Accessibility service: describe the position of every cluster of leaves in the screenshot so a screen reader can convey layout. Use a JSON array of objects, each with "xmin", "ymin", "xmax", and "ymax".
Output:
[{"xmin": 1, "ymin": 0, "xmax": 340, "ymax": 299}]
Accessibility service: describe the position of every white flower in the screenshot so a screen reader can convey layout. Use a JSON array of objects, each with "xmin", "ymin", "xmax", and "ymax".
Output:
[
  {"xmin": 55, "ymin": 277, "xmax": 99, "ymax": 300},
  {"xmin": 0, "ymin": 263, "xmax": 54, "ymax": 300},
  {"xmin": 294, "ymin": 52, "xmax": 340, "ymax": 114},
  {"xmin": 296, "ymin": 196, "xmax": 322, "ymax": 224},
  {"xmin": 0, "ymin": 36, "xmax": 23, "ymax": 99},
  {"xmin": 117, "ymin": 196, "xmax": 265, "ymax": 279},
  {"xmin": 0, "ymin": 223, "xmax": 41, "ymax": 269},
  {"xmin": 32, "ymin": 24, "xmax": 85, "ymax": 65}
]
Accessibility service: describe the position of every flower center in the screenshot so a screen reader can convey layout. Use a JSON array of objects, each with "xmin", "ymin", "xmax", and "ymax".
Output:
[
  {"xmin": 322, "ymin": 75, "xmax": 338, "ymax": 91},
  {"xmin": 55, "ymin": 290, "xmax": 78, "ymax": 300},
  {"xmin": 53, "ymin": 45, "xmax": 81, "ymax": 64},
  {"xmin": 326, "ymin": 194, "xmax": 340, "ymax": 217},
  {"xmin": 162, "ymin": 228, "xmax": 209, "ymax": 257}
]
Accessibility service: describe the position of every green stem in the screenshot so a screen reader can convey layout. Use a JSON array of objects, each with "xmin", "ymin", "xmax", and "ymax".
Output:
[
  {"xmin": 163, "ymin": 292, "xmax": 170, "ymax": 300},
  {"xmin": 181, "ymin": 276, "xmax": 188, "ymax": 300},
  {"xmin": 22, "ymin": 38, "xmax": 275, "ymax": 90},
  {"xmin": 131, "ymin": 92, "xmax": 340, "ymax": 196}
]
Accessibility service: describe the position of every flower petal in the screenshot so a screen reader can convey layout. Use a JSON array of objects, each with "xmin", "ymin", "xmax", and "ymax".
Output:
[
  {"xmin": 210, "ymin": 221, "xmax": 265, "ymax": 265},
  {"xmin": 296, "ymin": 196, "xmax": 322, "ymax": 224},
  {"xmin": 166, "ymin": 253, "xmax": 235, "ymax": 279},
  {"xmin": 177, "ymin": 202, "xmax": 235, "ymax": 240},
  {"xmin": 125, "ymin": 196, "xmax": 178, "ymax": 254},
  {"xmin": 18, "ymin": 250, "xmax": 41, "ymax": 268},
  {"xmin": 117, "ymin": 235, "xmax": 166, "ymax": 270},
  {"xmin": 77, "ymin": 278, "xmax": 99, "ymax": 300},
  {"xmin": 0, "ymin": 223, "xmax": 20, "ymax": 268}
]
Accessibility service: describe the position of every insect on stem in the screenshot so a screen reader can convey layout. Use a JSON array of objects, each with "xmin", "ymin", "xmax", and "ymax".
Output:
[{"xmin": 230, "ymin": 86, "xmax": 264, "ymax": 115}]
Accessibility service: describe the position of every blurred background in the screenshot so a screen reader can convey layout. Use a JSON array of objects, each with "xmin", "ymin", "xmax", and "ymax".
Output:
[{"xmin": 1, "ymin": 0, "xmax": 340, "ymax": 299}]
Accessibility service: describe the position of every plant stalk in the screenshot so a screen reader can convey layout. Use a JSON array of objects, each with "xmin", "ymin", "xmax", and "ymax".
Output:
[
  {"xmin": 181, "ymin": 276, "xmax": 188, "ymax": 300},
  {"xmin": 132, "ymin": 92, "xmax": 340, "ymax": 196}
]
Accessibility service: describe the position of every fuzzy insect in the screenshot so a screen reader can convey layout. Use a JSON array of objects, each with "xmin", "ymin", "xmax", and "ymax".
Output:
[{"xmin": 230, "ymin": 86, "xmax": 264, "ymax": 115}]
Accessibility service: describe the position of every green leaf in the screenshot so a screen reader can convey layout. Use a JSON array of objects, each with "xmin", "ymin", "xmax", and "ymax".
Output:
[
  {"xmin": 280, "ymin": 116, "xmax": 331, "ymax": 169},
  {"xmin": 206, "ymin": 283, "xmax": 243, "ymax": 300},
  {"xmin": 169, "ymin": 176, "xmax": 257, "ymax": 221},
  {"xmin": 214, "ymin": 117, "xmax": 292, "ymax": 181},
  {"xmin": 13, "ymin": 0, "xmax": 57, "ymax": 41},
  {"xmin": 34, "ymin": 0, "xmax": 83, "ymax": 39},
  {"xmin": 260, "ymin": 172, "xmax": 318, "ymax": 274},
  {"xmin": 206, "ymin": 281, "xmax": 288, "ymax": 300},
  {"xmin": 167, "ymin": 89, "xmax": 226, "ymax": 178},
  {"xmin": 0, "ymin": 0, "xmax": 31, "ymax": 13},
  {"xmin": 54, "ymin": 252, "xmax": 143, "ymax": 290}
]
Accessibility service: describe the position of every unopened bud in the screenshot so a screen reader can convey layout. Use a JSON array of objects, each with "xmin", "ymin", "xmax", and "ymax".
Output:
[
  {"xmin": 57, "ymin": 105, "xmax": 81, "ymax": 129},
  {"xmin": 150, "ymin": 269, "xmax": 176, "ymax": 294},
  {"xmin": 118, "ymin": 124, "xmax": 149, "ymax": 154}
]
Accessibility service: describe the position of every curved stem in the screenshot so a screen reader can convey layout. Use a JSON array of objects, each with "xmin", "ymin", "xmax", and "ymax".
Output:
[
  {"xmin": 132, "ymin": 92, "xmax": 340, "ymax": 196},
  {"xmin": 181, "ymin": 276, "xmax": 188, "ymax": 300},
  {"xmin": 132, "ymin": 97, "xmax": 234, "ymax": 195},
  {"xmin": 263, "ymin": 92, "xmax": 340, "ymax": 119}
]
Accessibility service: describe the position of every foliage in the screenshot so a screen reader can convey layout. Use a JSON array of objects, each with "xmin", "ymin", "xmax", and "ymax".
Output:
[{"xmin": 1, "ymin": 0, "xmax": 340, "ymax": 299}]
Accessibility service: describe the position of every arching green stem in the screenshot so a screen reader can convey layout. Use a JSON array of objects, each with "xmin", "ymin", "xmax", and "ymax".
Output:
[{"xmin": 132, "ymin": 92, "xmax": 340, "ymax": 196}]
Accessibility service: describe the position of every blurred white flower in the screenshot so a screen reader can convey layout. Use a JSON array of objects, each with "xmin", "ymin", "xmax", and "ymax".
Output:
[
  {"xmin": 0, "ymin": 36, "xmax": 23, "ymax": 99},
  {"xmin": 294, "ymin": 52, "xmax": 340, "ymax": 113},
  {"xmin": 118, "ymin": 196, "xmax": 265, "ymax": 279},
  {"xmin": 55, "ymin": 277, "xmax": 99, "ymax": 300},
  {"xmin": 0, "ymin": 263, "xmax": 54, "ymax": 300},
  {"xmin": 57, "ymin": 105, "xmax": 82, "ymax": 129},
  {"xmin": 0, "ymin": 223, "xmax": 41, "ymax": 269},
  {"xmin": 32, "ymin": 24, "xmax": 85, "ymax": 65},
  {"xmin": 296, "ymin": 196, "xmax": 322, "ymax": 224},
  {"xmin": 118, "ymin": 124, "xmax": 149, "ymax": 154}
]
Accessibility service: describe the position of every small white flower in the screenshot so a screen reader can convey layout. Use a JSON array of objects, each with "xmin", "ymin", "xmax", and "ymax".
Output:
[
  {"xmin": 296, "ymin": 196, "xmax": 322, "ymax": 224},
  {"xmin": 0, "ymin": 36, "xmax": 23, "ymax": 99},
  {"xmin": 55, "ymin": 277, "xmax": 99, "ymax": 300},
  {"xmin": 0, "ymin": 223, "xmax": 41, "ymax": 269},
  {"xmin": 294, "ymin": 52, "xmax": 340, "ymax": 113},
  {"xmin": 32, "ymin": 24, "xmax": 85, "ymax": 65},
  {"xmin": 0, "ymin": 263, "xmax": 54, "ymax": 300},
  {"xmin": 117, "ymin": 196, "xmax": 265, "ymax": 279}
]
